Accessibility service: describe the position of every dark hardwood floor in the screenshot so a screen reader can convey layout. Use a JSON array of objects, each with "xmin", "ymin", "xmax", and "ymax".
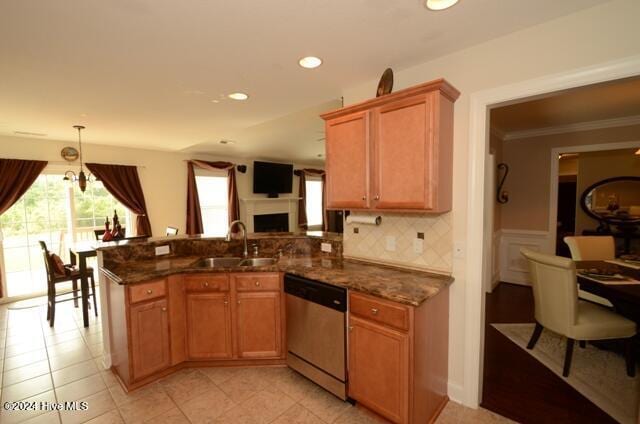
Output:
[{"xmin": 481, "ymin": 283, "xmax": 618, "ymax": 424}]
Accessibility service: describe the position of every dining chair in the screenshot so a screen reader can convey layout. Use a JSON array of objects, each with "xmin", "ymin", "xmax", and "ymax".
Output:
[
  {"xmin": 165, "ymin": 226, "xmax": 179, "ymax": 236},
  {"xmin": 40, "ymin": 241, "xmax": 98, "ymax": 327},
  {"xmin": 563, "ymin": 236, "xmax": 615, "ymax": 307},
  {"xmin": 520, "ymin": 248, "xmax": 636, "ymax": 377}
]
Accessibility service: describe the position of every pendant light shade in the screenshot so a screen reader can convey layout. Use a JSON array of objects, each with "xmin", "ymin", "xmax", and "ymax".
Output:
[{"xmin": 64, "ymin": 125, "xmax": 92, "ymax": 192}]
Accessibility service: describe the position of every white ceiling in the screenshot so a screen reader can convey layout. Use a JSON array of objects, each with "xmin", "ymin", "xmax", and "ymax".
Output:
[{"xmin": 0, "ymin": 0, "xmax": 603, "ymax": 162}]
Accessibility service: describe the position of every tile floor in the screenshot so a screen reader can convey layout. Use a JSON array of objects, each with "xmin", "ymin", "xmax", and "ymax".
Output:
[{"xmin": 0, "ymin": 298, "xmax": 516, "ymax": 424}]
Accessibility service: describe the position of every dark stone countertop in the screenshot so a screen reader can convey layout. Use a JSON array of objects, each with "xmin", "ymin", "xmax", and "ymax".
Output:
[{"xmin": 101, "ymin": 256, "xmax": 453, "ymax": 306}]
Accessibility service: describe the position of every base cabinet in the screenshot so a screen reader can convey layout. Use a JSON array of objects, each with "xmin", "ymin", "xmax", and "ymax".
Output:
[
  {"xmin": 236, "ymin": 291, "xmax": 282, "ymax": 358},
  {"xmin": 129, "ymin": 299, "xmax": 171, "ymax": 381},
  {"xmin": 349, "ymin": 316, "xmax": 409, "ymax": 423},
  {"xmin": 347, "ymin": 290, "xmax": 450, "ymax": 424},
  {"xmin": 186, "ymin": 292, "xmax": 233, "ymax": 359}
]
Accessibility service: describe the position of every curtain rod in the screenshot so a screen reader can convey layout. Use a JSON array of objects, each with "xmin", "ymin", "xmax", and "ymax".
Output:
[{"xmin": 46, "ymin": 160, "xmax": 147, "ymax": 168}]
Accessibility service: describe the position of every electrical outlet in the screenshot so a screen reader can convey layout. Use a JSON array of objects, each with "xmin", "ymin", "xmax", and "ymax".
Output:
[
  {"xmin": 385, "ymin": 236, "xmax": 396, "ymax": 252},
  {"xmin": 321, "ymin": 242, "xmax": 332, "ymax": 253},
  {"xmin": 453, "ymin": 241, "xmax": 465, "ymax": 259},
  {"xmin": 155, "ymin": 245, "xmax": 170, "ymax": 256},
  {"xmin": 413, "ymin": 238, "xmax": 424, "ymax": 254}
]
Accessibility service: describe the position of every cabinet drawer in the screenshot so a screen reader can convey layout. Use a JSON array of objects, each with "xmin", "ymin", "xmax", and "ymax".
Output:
[
  {"xmin": 349, "ymin": 292, "xmax": 410, "ymax": 331},
  {"xmin": 234, "ymin": 273, "xmax": 280, "ymax": 291},
  {"xmin": 129, "ymin": 280, "xmax": 166, "ymax": 304},
  {"xmin": 184, "ymin": 274, "xmax": 229, "ymax": 292}
]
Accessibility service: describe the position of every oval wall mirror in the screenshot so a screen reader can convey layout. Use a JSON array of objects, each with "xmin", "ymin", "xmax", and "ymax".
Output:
[{"xmin": 580, "ymin": 176, "xmax": 640, "ymax": 225}]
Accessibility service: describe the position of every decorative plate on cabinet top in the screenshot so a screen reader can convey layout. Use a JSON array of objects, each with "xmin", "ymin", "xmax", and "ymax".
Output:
[
  {"xmin": 376, "ymin": 68, "xmax": 394, "ymax": 97},
  {"xmin": 61, "ymin": 146, "xmax": 79, "ymax": 162}
]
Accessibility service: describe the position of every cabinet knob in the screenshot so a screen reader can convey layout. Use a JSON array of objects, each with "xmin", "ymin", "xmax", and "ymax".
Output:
[
  {"xmin": 237, "ymin": 300, "xmax": 241, "ymax": 304},
  {"xmin": 362, "ymin": 195, "xmax": 366, "ymax": 200},
  {"xmin": 348, "ymin": 326, "xmax": 353, "ymax": 332},
  {"xmin": 374, "ymin": 195, "xmax": 380, "ymax": 200},
  {"xmin": 204, "ymin": 282, "xmax": 209, "ymax": 287},
  {"xmin": 255, "ymin": 281, "xmax": 260, "ymax": 287},
  {"xmin": 224, "ymin": 298, "xmax": 228, "ymax": 305},
  {"xmin": 146, "ymin": 289, "xmax": 153, "ymax": 294},
  {"xmin": 371, "ymin": 308, "xmax": 379, "ymax": 315},
  {"xmin": 161, "ymin": 307, "xmax": 167, "ymax": 312}
]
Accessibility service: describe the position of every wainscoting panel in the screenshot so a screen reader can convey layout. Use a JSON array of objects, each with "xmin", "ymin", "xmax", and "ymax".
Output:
[{"xmin": 499, "ymin": 230, "xmax": 551, "ymax": 285}]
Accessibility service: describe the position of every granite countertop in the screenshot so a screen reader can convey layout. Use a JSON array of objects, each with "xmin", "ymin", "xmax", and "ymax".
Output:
[{"xmin": 101, "ymin": 255, "xmax": 453, "ymax": 306}]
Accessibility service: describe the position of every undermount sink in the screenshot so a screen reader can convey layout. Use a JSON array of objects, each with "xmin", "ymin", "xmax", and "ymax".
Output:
[
  {"xmin": 193, "ymin": 257, "xmax": 242, "ymax": 268},
  {"xmin": 193, "ymin": 257, "xmax": 277, "ymax": 268},
  {"xmin": 238, "ymin": 257, "xmax": 277, "ymax": 267}
]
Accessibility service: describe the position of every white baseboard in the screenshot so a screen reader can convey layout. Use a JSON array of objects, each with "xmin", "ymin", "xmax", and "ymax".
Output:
[
  {"xmin": 447, "ymin": 381, "xmax": 465, "ymax": 404},
  {"xmin": 499, "ymin": 229, "xmax": 551, "ymax": 285}
]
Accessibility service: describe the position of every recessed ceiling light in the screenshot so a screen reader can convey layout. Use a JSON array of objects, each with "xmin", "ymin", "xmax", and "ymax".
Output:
[
  {"xmin": 299, "ymin": 56, "xmax": 323, "ymax": 69},
  {"xmin": 228, "ymin": 92, "xmax": 249, "ymax": 101},
  {"xmin": 425, "ymin": 0, "xmax": 459, "ymax": 11}
]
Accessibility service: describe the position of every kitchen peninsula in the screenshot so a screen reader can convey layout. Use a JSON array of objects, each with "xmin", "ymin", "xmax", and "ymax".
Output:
[{"xmin": 98, "ymin": 232, "xmax": 452, "ymax": 423}]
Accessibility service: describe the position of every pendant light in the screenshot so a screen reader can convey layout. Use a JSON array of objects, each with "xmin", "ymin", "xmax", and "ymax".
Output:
[{"xmin": 63, "ymin": 125, "xmax": 92, "ymax": 192}]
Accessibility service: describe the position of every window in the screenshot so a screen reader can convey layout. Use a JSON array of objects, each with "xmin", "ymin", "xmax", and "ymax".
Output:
[
  {"xmin": 195, "ymin": 173, "xmax": 229, "ymax": 236},
  {"xmin": 0, "ymin": 172, "xmax": 129, "ymax": 298},
  {"xmin": 305, "ymin": 178, "xmax": 323, "ymax": 229}
]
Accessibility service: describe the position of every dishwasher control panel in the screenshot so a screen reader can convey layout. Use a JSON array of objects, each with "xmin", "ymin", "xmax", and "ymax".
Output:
[{"xmin": 284, "ymin": 274, "xmax": 347, "ymax": 312}]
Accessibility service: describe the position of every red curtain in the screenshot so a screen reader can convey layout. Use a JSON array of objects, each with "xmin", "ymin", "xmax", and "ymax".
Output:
[
  {"xmin": 86, "ymin": 163, "xmax": 152, "ymax": 236},
  {"xmin": 186, "ymin": 160, "xmax": 239, "ymax": 235},
  {"xmin": 0, "ymin": 159, "xmax": 48, "ymax": 297},
  {"xmin": 297, "ymin": 169, "xmax": 327, "ymax": 232}
]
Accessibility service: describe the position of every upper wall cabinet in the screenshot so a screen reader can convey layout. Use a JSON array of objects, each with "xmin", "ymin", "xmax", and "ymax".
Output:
[{"xmin": 321, "ymin": 79, "xmax": 459, "ymax": 213}]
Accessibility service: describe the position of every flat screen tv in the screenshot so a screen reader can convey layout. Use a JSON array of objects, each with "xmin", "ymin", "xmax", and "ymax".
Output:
[{"xmin": 253, "ymin": 161, "xmax": 293, "ymax": 197}]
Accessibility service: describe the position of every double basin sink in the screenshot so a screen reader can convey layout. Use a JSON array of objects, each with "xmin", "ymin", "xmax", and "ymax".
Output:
[{"xmin": 193, "ymin": 257, "xmax": 277, "ymax": 268}]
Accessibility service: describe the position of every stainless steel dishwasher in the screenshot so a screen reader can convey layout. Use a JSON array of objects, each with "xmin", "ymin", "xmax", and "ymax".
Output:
[{"xmin": 284, "ymin": 273, "xmax": 347, "ymax": 400}]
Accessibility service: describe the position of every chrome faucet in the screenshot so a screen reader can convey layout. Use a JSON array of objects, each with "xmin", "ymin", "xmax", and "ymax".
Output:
[{"xmin": 226, "ymin": 220, "xmax": 248, "ymax": 258}]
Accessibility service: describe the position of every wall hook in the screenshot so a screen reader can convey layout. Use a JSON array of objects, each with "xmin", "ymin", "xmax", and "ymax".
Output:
[{"xmin": 497, "ymin": 163, "xmax": 509, "ymax": 204}]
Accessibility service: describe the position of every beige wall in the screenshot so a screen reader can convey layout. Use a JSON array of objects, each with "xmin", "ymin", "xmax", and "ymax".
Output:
[
  {"xmin": 575, "ymin": 148, "xmax": 640, "ymax": 234},
  {"xmin": 0, "ymin": 135, "xmax": 318, "ymax": 236},
  {"xmin": 340, "ymin": 0, "xmax": 640, "ymax": 399},
  {"xmin": 499, "ymin": 124, "xmax": 640, "ymax": 231}
]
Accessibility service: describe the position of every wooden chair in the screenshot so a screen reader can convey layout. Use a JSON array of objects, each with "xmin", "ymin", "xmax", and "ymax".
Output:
[
  {"xmin": 39, "ymin": 241, "xmax": 98, "ymax": 327},
  {"xmin": 563, "ymin": 236, "xmax": 615, "ymax": 307},
  {"xmin": 165, "ymin": 226, "xmax": 179, "ymax": 236},
  {"xmin": 520, "ymin": 248, "xmax": 636, "ymax": 377}
]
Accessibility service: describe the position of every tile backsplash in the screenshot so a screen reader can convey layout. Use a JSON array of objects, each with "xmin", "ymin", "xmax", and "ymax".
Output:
[{"xmin": 343, "ymin": 212, "xmax": 452, "ymax": 274}]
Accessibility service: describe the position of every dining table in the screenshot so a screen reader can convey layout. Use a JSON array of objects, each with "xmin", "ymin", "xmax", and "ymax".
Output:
[
  {"xmin": 576, "ymin": 259, "xmax": 640, "ymax": 324},
  {"xmin": 69, "ymin": 240, "xmax": 99, "ymax": 327}
]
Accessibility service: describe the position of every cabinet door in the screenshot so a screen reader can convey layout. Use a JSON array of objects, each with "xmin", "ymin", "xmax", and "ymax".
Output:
[
  {"xmin": 235, "ymin": 291, "xmax": 282, "ymax": 358},
  {"xmin": 186, "ymin": 293, "xmax": 233, "ymax": 359},
  {"xmin": 129, "ymin": 299, "xmax": 171, "ymax": 380},
  {"xmin": 325, "ymin": 111, "xmax": 370, "ymax": 209},
  {"xmin": 348, "ymin": 316, "xmax": 409, "ymax": 424},
  {"xmin": 373, "ymin": 94, "xmax": 434, "ymax": 210}
]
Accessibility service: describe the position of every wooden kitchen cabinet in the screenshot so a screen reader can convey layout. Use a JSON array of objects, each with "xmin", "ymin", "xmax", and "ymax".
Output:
[
  {"xmin": 348, "ymin": 290, "xmax": 450, "ymax": 424},
  {"xmin": 321, "ymin": 79, "xmax": 459, "ymax": 212},
  {"xmin": 235, "ymin": 291, "xmax": 282, "ymax": 358},
  {"xmin": 186, "ymin": 292, "xmax": 233, "ymax": 359},
  {"xmin": 349, "ymin": 315, "xmax": 409, "ymax": 423},
  {"xmin": 129, "ymin": 298, "xmax": 171, "ymax": 380},
  {"xmin": 325, "ymin": 111, "xmax": 371, "ymax": 209}
]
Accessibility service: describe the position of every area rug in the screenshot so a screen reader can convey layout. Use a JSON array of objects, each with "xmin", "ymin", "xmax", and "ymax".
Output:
[{"xmin": 492, "ymin": 323, "xmax": 638, "ymax": 424}]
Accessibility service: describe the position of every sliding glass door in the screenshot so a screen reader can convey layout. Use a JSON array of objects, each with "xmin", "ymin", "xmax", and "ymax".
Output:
[{"xmin": 0, "ymin": 171, "xmax": 130, "ymax": 299}]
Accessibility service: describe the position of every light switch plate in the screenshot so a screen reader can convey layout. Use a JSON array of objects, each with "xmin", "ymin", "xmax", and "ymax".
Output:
[
  {"xmin": 155, "ymin": 245, "xmax": 170, "ymax": 256},
  {"xmin": 321, "ymin": 242, "xmax": 332, "ymax": 253},
  {"xmin": 385, "ymin": 236, "xmax": 396, "ymax": 252}
]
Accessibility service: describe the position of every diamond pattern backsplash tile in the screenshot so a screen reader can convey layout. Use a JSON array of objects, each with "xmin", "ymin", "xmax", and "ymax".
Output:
[{"xmin": 343, "ymin": 212, "xmax": 452, "ymax": 274}]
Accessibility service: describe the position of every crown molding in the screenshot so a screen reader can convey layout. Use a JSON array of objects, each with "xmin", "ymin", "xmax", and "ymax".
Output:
[{"xmin": 502, "ymin": 114, "xmax": 640, "ymax": 141}]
